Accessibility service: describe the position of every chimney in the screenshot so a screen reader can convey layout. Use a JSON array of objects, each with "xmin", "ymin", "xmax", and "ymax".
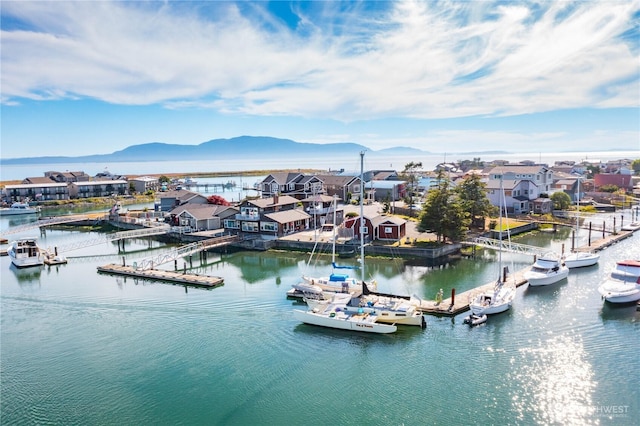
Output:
[{"xmin": 273, "ymin": 193, "xmax": 279, "ymax": 204}]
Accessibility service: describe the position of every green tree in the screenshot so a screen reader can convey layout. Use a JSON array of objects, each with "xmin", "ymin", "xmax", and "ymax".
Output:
[
  {"xmin": 632, "ymin": 159, "xmax": 640, "ymax": 175},
  {"xmin": 600, "ymin": 184, "xmax": 619, "ymax": 193},
  {"xmin": 418, "ymin": 171, "xmax": 470, "ymax": 243},
  {"xmin": 400, "ymin": 161, "xmax": 423, "ymax": 215},
  {"xmin": 550, "ymin": 191, "xmax": 572, "ymax": 210},
  {"xmin": 456, "ymin": 173, "xmax": 493, "ymax": 229}
]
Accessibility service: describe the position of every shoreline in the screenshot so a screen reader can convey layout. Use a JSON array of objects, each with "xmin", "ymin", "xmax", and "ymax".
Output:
[{"xmin": 0, "ymin": 168, "xmax": 325, "ymax": 187}]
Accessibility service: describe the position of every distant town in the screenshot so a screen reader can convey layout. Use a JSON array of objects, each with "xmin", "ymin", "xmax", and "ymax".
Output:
[{"xmin": 2, "ymin": 156, "xmax": 639, "ymax": 244}]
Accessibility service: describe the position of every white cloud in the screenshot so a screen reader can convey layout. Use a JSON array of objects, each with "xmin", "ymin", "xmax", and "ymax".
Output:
[{"xmin": 1, "ymin": 0, "xmax": 638, "ymax": 120}]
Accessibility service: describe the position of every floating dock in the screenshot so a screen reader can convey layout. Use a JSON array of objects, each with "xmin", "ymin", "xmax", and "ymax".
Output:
[{"xmin": 97, "ymin": 263, "xmax": 224, "ymax": 288}]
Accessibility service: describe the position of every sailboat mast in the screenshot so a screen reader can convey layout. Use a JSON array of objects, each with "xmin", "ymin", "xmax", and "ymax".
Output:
[
  {"xmin": 498, "ymin": 175, "xmax": 503, "ymax": 282},
  {"xmin": 360, "ymin": 151, "xmax": 365, "ymax": 284}
]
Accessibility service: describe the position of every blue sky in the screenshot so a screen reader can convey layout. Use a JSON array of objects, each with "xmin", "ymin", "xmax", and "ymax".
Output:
[{"xmin": 1, "ymin": 0, "xmax": 639, "ymax": 159}]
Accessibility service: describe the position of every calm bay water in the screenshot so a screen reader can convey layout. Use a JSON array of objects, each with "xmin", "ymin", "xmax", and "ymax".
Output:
[
  {"xmin": 1, "ymin": 150, "xmax": 638, "ymax": 181},
  {"xmin": 1, "ymin": 210, "xmax": 639, "ymax": 424}
]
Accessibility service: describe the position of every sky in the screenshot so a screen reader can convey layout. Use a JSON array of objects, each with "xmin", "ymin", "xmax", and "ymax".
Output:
[{"xmin": 1, "ymin": 0, "xmax": 639, "ymax": 160}]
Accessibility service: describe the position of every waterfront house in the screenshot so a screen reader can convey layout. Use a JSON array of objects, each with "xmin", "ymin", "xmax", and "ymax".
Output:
[
  {"xmin": 168, "ymin": 204, "xmax": 238, "ymax": 231},
  {"xmin": 594, "ymin": 173, "xmax": 634, "ymax": 191},
  {"xmin": 488, "ymin": 164, "xmax": 553, "ymax": 194},
  {"xmin": 156, "ymin": 189, "xmax": 209, "ymax": 212},
  {"xmin": 68, "ymin": 180, "xmax": 129, "ymax": 199},
  {"xmin": 486, "ymin": 178, "xmax": 539, "ymax": 214},
  {"xmin": 313, "ymin": 174, "xmax": 362, "ymax": 204},
  {"xmin": 235, "ymin": 194, "xmax": 311, "ymax": 238},
  {"xmin": 260, "ymin": 173, "xmax": 324, "ymax": 200},
  {"xmin": 300, "ymin": 194, "xmax": 343, "ymax": 228}
]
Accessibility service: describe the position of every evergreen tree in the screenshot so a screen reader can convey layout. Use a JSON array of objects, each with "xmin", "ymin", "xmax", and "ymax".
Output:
[
  {"xmin": 456, "ymin": 173, "xmax": 493, "ymax": 229},
  {"xmin": 418, "ymin": 171, "xmax": 470, "ymax": 243}
]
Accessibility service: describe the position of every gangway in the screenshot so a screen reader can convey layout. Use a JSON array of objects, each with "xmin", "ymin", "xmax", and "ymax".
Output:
[
  {"xmin": 51, "ymin": 225, "xmax": 172, "ymax": 253},
  {"xmin": 133, "ymin": 235, "xmax": 240, "ymax": 270},
  {"xmin": 464, "ymin": 237, "xmax": 549, "ymax": 257},
  {"xmin": 0, "ymin": 215, "xmax": 91, "ymax": 236}
]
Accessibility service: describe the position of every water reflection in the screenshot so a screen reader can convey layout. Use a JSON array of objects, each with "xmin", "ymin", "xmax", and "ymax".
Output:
[
  {"xmin": 9, "ymin": 264, "xmax": 42, "ymax": 285},
  {"xmin": 512, "ymin": 334, "xmax": 596, "ymax": 425}
]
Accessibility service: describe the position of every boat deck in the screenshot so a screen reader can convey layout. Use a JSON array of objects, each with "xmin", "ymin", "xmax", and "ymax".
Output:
[{"xmin": 97, "ymin": 264, "xmax": 224, "ymax": 288}]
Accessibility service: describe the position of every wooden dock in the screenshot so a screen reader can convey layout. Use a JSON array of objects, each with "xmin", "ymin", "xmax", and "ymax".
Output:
[
  {"xmin": 418, "ymin": 229, "xmax": 636, "ymax": 316},
  {"xmin": 97, "ymin": 263, "xmax": 224, "ymax": 288}
]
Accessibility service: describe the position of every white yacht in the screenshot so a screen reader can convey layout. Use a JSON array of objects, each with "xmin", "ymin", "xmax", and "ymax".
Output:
[
  {"xmin": 293, "ymin": 301, "xmax": 397, "ymax": 334},
  {"xmin": 0, "ymin": 202, "xmax": 40, "ymax": 216},
  {"xmin": 524, "ymin": 253, "xmax": 569, "ymax": 286},
  {"xmin": 598, "ymin": 276, "xmax": 640, "ymax": 304},
  {"xmin": 7, "ymin": 238, "xmax": 44, "ymax": 268}
]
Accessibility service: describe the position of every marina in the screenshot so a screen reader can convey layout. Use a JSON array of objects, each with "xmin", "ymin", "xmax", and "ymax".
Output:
[{"xmin": 1, "ymin": 202, "xmax": 639, "ymax": 424}]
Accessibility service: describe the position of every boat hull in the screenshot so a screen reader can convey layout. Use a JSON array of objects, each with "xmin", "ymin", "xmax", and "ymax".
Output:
[
  {"xmin": 7, "ymin": 239, "xmax": 44, "ymax": 268},
  {"xmin": 598, "ymin": 278, "xmax": 640, "ymax": 304},
  {"xmin": 563, "ymin": 252, "xmax": 600, "ymax": 269},
  {"xmin": 524, "ymin": 267, "xmax": 569, "ymax": 286},
  {"xmin": 292, "ymin": 309, "xmax": 397, "ymax": 334}
]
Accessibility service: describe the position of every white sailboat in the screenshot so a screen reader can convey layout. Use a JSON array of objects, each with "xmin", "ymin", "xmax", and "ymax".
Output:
[
  {"xmin": 469, "ymin": 176, "xmax": 515, "ymax": 316},
  {"xmin": 563, "ymin": 178, "xmax": 599, "ymax": 268},
  {"xmin": 293, "ymin": 151, "xmax": 398, "ymax": 334},
  {"xmin": 290, "ymin": 195, "xmax": 361, "ymax": 297}
]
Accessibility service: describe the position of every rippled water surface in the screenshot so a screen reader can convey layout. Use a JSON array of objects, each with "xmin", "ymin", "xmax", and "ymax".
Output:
[{"xmin": 1, "ymin": 213, "xmax": 638, "ymax": 425}]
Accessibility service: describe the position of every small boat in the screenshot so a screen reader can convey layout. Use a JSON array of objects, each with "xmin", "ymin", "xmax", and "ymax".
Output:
[
  {"xmin": 293, "ymin": 303, "xmax": 397, "ymax": 334},
  {"xmin": 598, "ymin": 277, "xmax": 640, "ymax": 304},
  {"xmin": 463, "ymin": 313, "xmax": 487, "ymax": 326},
  {"xmin": 563, "ymin": 179, "xmax": 599, "ymax": 269},
  {"xmin": 610, "ymin": 260, "xmax": 640, "ymax": 281},
  {"xmin": 563, "ymin": 251, "xmax": 600, "ymax": 269},
  {"xmin": 524, "ymin": 253, "xmax": 569, "ymax": 286},
  {"xmin": 7, "ymin": 238, "xmax": 44, "ymax": 268},
  {"xmin": 0, "ymin": 202, "xmax": 40, "ymax": 216},
  {"xmin": 620, "ymin": 222, "xmax": 640, "ymax": 232}
]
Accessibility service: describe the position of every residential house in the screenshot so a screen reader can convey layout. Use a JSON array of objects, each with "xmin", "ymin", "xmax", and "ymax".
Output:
[
  {"xmin": 486, "ymin": 165, "xmax": 554, "ymax": 213},
  {"xmin": 313, "ymin": 174, "xmax": 362, "ymax": 203},
  {"xmin": 156, "ymin": 189, "xmax": 210, "ymax": 212},
  {"xmin": 300, "ymin": 194, "xmax": 343, "ymax": 228},
  {"xmin": 485, "ymin": 178, "xmax": 539, "ymax": 215},
  {"xmin": 168, "ymin": 204, "xmax": 238, "ymax": 231},
  {"xmin": 260, "ymin": 173, "xmax": 324, "ymax": 199},
  {"xmin": 594, "ymin": 173, "xmax": 634, "ymax": 191},
  {"xmin": 68, "ymin": 180, "xmax": 129, "ymax": 199},
  {"xmin": 44, "ymin": 171, "xmax": 91, "ymax": 183},
  {"xmin": 366, "ymin": 180, "xmax": 405, "ymax": 202},
  {"xmin": 235, "ymin": 194, "xmax": 311, "ymax": 239}
]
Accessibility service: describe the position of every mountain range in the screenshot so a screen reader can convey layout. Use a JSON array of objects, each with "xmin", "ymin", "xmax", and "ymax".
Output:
[{"xmin": 1, "ymin": 136, "xmax": 441, "ymax": 164}]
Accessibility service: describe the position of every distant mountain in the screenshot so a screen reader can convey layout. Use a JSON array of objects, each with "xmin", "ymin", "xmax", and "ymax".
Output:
[{"xmin": 1, "ymin": 136, "xmax": 414, "ymax": 164}]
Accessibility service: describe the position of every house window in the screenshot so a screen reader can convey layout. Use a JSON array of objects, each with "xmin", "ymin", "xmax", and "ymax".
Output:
[
  {"xmin": 242, "ymin": 222, "xmax": 259, "ymax": 232},
  {"xmin": 224, "ymin": 219, "xmax": 239, "ymax": 229},
  {"xmin": 384, "ymin": 227, "xmax": 392, "ymax": 233},
  {"xmin": 261, "ymin": 222, "xmax": 278, "ymax": 232}
]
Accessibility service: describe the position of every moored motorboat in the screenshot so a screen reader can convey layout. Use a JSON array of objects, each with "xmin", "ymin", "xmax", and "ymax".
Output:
[
  {"xmin": 610, "ymin": 259, "xmax": 640, "ymax": 280},
  {"xmin": 563, "ymin": 251, "xmax": 600, "ymax": 269},
  {"xmin": 7, "ymin": 238, "xmax": 44, "ymax": 268},
  {"xmin": 0, "ymin": 202, "xmax": 40, "ymax": 216},
  {"xmin": 598, "ymin": 277, "xmax": 640, "ymax": 304},
  {"xmin": 524, "ymin": 253, "xmax": 569, "ymax": 286}
]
